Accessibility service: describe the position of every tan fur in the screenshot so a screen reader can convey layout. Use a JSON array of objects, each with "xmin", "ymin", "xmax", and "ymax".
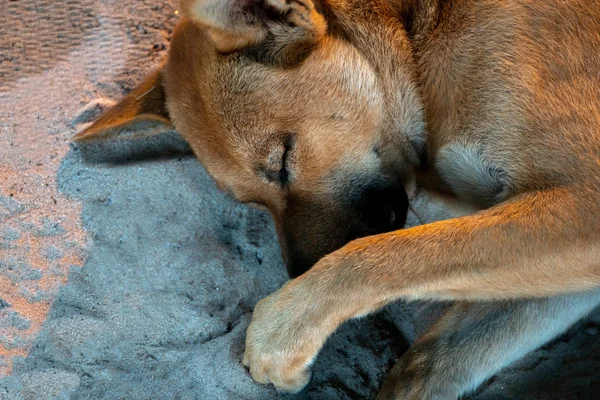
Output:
[{"xmin": 75, "ymin": 0, "xmax": 600, "ymax": 398}]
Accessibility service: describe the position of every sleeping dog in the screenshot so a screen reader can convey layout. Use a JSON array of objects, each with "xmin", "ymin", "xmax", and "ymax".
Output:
[{"xmin": 76, "ymin": 1, "xmax": 600, "ymax": 398}]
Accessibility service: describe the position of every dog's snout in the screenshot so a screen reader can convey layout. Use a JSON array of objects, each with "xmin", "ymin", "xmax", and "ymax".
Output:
[{"xmin": 279, "ymin": 177, "xmax": 409, "ymax": 278}]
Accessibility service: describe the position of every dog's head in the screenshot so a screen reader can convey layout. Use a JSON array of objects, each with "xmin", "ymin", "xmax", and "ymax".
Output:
[{"xmin": 75, "ymin": 0, "xmax": 425, "ymax": 277}]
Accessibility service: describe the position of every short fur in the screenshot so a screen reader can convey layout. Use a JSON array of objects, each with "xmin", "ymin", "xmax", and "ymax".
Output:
[{"xmin": 76, "ymin": 0, "xmax": 600, "ymax": 398}]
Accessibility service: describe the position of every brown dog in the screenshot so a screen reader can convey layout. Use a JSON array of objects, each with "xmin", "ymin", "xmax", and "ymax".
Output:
[{"xmin": 75, "ymin": 0, "xmax": 600, "ymax": 398}]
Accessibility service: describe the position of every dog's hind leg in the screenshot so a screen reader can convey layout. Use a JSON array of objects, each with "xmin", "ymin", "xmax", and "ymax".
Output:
[{"xmin": 377, "ymin": 290, "xmax": 600, "ymax": 400}]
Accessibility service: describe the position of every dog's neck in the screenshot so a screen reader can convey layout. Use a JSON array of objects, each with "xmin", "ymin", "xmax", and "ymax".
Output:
[{"xmin": 399, "ymin": 0, "xmax": 445, "ymax": 43}]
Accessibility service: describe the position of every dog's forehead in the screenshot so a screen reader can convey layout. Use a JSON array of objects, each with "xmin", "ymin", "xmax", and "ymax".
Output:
[
  {"xmin": 228, "ymin": 40, "xmax": 375, "ymax": 90},
  {"xmin": 211, "ymin": 38, "xmax": 383, "ymax": 134}
]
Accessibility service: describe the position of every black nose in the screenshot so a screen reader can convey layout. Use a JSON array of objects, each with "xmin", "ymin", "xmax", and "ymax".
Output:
[{"xmin": 351, "ymin": 184, "xmax": 409, "ymax": 239}]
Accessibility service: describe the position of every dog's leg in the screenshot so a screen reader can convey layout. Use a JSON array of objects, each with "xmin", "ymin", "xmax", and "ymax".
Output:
[
  {"xmin": 242, "ymin": 187, "xmax": 600, "ymax": 392},
  {"xmin": 377, "ymin": 291, "xmax": 600, "ymax": 399}
]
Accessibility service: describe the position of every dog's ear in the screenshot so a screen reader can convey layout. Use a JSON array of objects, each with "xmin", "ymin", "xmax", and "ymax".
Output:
[
  {"xmin": 73, "ymin": 68, "xmax": 172, "ymax": 142},
  {"xmin": 180, "ymin": 0, "xmax": 327, "ymax": 54}
]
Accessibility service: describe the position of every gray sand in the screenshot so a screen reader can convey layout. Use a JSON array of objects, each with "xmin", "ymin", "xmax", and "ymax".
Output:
[{"xmin": 1, "ymin": 1, "xmax": 600, "ymax": 399}]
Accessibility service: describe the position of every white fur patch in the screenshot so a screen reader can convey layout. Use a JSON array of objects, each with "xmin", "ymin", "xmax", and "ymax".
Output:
[{"xmin": 436, "ymin": 142, "xmax": 508, "ymax": 206}]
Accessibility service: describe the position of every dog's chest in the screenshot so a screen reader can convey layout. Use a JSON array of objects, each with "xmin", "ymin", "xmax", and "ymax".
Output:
[{"xmin": 433, "ymin": 141, "xmax": 510, "ymax": 207}]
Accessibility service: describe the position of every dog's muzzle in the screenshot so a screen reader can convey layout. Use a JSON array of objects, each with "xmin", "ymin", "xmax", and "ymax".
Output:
[{"xmin": 279, "ymin": 177, "xmax": 409, "ymax": 278}]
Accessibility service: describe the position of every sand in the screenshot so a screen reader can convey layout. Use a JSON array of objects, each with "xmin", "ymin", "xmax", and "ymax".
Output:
[{"xmin": 1, "ymin": 1, "xmax": 600, "ymax": 399}]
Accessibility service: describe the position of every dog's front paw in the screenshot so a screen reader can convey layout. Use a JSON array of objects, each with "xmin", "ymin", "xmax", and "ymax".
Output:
[{"xmin": 242, "ymin": 281, "xmax": 325, "ymax": 393}]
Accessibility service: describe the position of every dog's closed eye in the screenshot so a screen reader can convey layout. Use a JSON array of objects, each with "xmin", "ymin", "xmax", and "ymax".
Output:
[{"xmin": 258, "ymin": 134, "xmax": 295, "ymax": 186}]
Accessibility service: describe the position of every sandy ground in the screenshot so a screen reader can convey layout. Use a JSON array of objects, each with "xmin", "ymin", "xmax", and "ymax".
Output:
[{"xmin": 1, "ymin": 1, "xmax": 600, "ymax": 399}]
